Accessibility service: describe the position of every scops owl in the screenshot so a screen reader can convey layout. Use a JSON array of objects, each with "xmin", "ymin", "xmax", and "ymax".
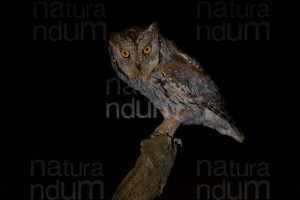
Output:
[{"xmin": 108, "ymin": 22, "xmax": 245, "ymax": 142}]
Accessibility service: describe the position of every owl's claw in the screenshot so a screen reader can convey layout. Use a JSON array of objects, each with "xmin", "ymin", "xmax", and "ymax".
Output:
[
  {"xmin": 172, "ymin": 138, "xmax": 182, "ymax": 147},
  {"xmin": 150, "ymin": 130, "xmax": 166, "ymax": 138},
  {"xmin": 151, "ymin": 118, "xmax": 181, "ymax": 138},
  {"xmin": 150, "ymin": 128, "xmax": 175, "ymax": 138},
  {"xmin": 150, "ymin": 132, "xmax": 157, "ymax": 138},
  {"xmin": 150, "ymin": 131, "xmax": 182, "ymax": 147}
]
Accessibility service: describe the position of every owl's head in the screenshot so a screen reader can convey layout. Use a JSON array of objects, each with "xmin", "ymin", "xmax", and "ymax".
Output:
[{"xmin": 108, "ymin": 22, "xmax": 160, "ymax": 84}]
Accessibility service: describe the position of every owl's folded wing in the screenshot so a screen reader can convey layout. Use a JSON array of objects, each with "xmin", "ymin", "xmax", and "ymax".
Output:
[{"xmin": 160, "ymin": 53, "xmax": 234, "ymax": 123}]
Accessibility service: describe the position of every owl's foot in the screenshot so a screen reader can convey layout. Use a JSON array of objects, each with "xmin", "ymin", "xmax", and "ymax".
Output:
[
  {"xmin": 151, "ymin": 118, "xmax": 181, "ymax": 138},
  {"xmin": 172, "ymin": 138, "xmax": 182, "ymax": 147}
]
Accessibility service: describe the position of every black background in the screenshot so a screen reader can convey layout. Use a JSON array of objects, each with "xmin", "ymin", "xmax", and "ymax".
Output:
[{"xmin": 7, "ymin": 0, "xmax": 297, "ymax": 199}]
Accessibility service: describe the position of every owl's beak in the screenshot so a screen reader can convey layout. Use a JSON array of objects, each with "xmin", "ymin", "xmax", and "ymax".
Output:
[{"xmin": 132, "ymin": 63, "xmax": 142, "ymax": 80}]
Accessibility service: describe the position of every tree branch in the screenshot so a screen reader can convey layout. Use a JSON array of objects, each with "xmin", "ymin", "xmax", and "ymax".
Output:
[{"xmin": 112, "ymin": 134, "xmax": 181, "ymax": 200}]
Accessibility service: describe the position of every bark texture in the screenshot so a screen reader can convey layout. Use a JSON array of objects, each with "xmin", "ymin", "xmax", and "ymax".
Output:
[{"xmin": 112, "ymin": 134, "xmax": 180, "ymax": 200}]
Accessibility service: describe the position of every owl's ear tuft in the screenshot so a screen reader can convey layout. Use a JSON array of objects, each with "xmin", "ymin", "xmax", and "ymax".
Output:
[
  {"xmin": 147, "ymin": 22, "xmax": 159, "ymax": 35},
  {"xmin": 109, "ymin": 32, "xmax": 119, "ymax": 42}
]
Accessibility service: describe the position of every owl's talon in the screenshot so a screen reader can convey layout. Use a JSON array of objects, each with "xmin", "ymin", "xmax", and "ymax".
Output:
[
  {"xmin": 150, "ymin": 130, "xmax": 167, "ymax": 138},
  {"xmin": 150, "ymin": 133, "xmax": 157, "ymax": 138},
  {"xmin": 172, "ymin": 138, "xmax": 182, "ymax": 147}
]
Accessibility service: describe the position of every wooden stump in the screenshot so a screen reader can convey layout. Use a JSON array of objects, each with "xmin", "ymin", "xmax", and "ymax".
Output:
[{"xmin": 112, "ymin": 134, "xmax": 181, "ymax": 200}]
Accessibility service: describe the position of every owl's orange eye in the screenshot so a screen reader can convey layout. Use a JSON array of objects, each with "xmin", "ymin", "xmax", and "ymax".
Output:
[
  {"xmin": 121, "ymin": 50, "xmax": 130, "ymax": 58},
  {"xmin": 143, "ymin": 45, "xmax": 152, "ymax": 55}
]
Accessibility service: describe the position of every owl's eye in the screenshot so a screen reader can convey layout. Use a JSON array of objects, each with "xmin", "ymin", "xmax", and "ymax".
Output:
[
  {"xmin": 120, "ymin": 50, "xmax": 130, "ymax": 58},
  {"xmin": 143, "ymin": 45, "xmax": 152, "ymax": 55}
]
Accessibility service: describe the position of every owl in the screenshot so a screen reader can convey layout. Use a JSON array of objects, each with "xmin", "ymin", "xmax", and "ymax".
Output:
[{"xmin": 108, "ymin": 22, "xmax": 245, "ymax": 142}]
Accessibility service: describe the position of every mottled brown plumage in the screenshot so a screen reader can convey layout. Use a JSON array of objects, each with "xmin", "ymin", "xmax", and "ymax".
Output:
[{"xmin": 108, "ymin": 22, "xmax": 245, "ymax": 142}]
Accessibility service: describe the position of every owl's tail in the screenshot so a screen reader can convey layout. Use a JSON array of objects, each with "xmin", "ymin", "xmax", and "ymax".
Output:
[
  {"xmin": 205, "ymin": 122, "xmax": 245, "ymax": 143},
  {"xmin": 213, "ymin": 124, "xmax": 245, "ymax": 143},
  {"xmin": 227, "ymin": 125, "xmax": 246, "ymax": 143},
  {"xmin": 202, "ymin": 108, "xmax": 246, "ymax": 143}
]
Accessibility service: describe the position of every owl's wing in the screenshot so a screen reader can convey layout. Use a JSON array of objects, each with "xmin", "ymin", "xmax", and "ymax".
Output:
[{"xmin": 160, "ymin": 52, "xmax": 234, "ymax": 123}]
